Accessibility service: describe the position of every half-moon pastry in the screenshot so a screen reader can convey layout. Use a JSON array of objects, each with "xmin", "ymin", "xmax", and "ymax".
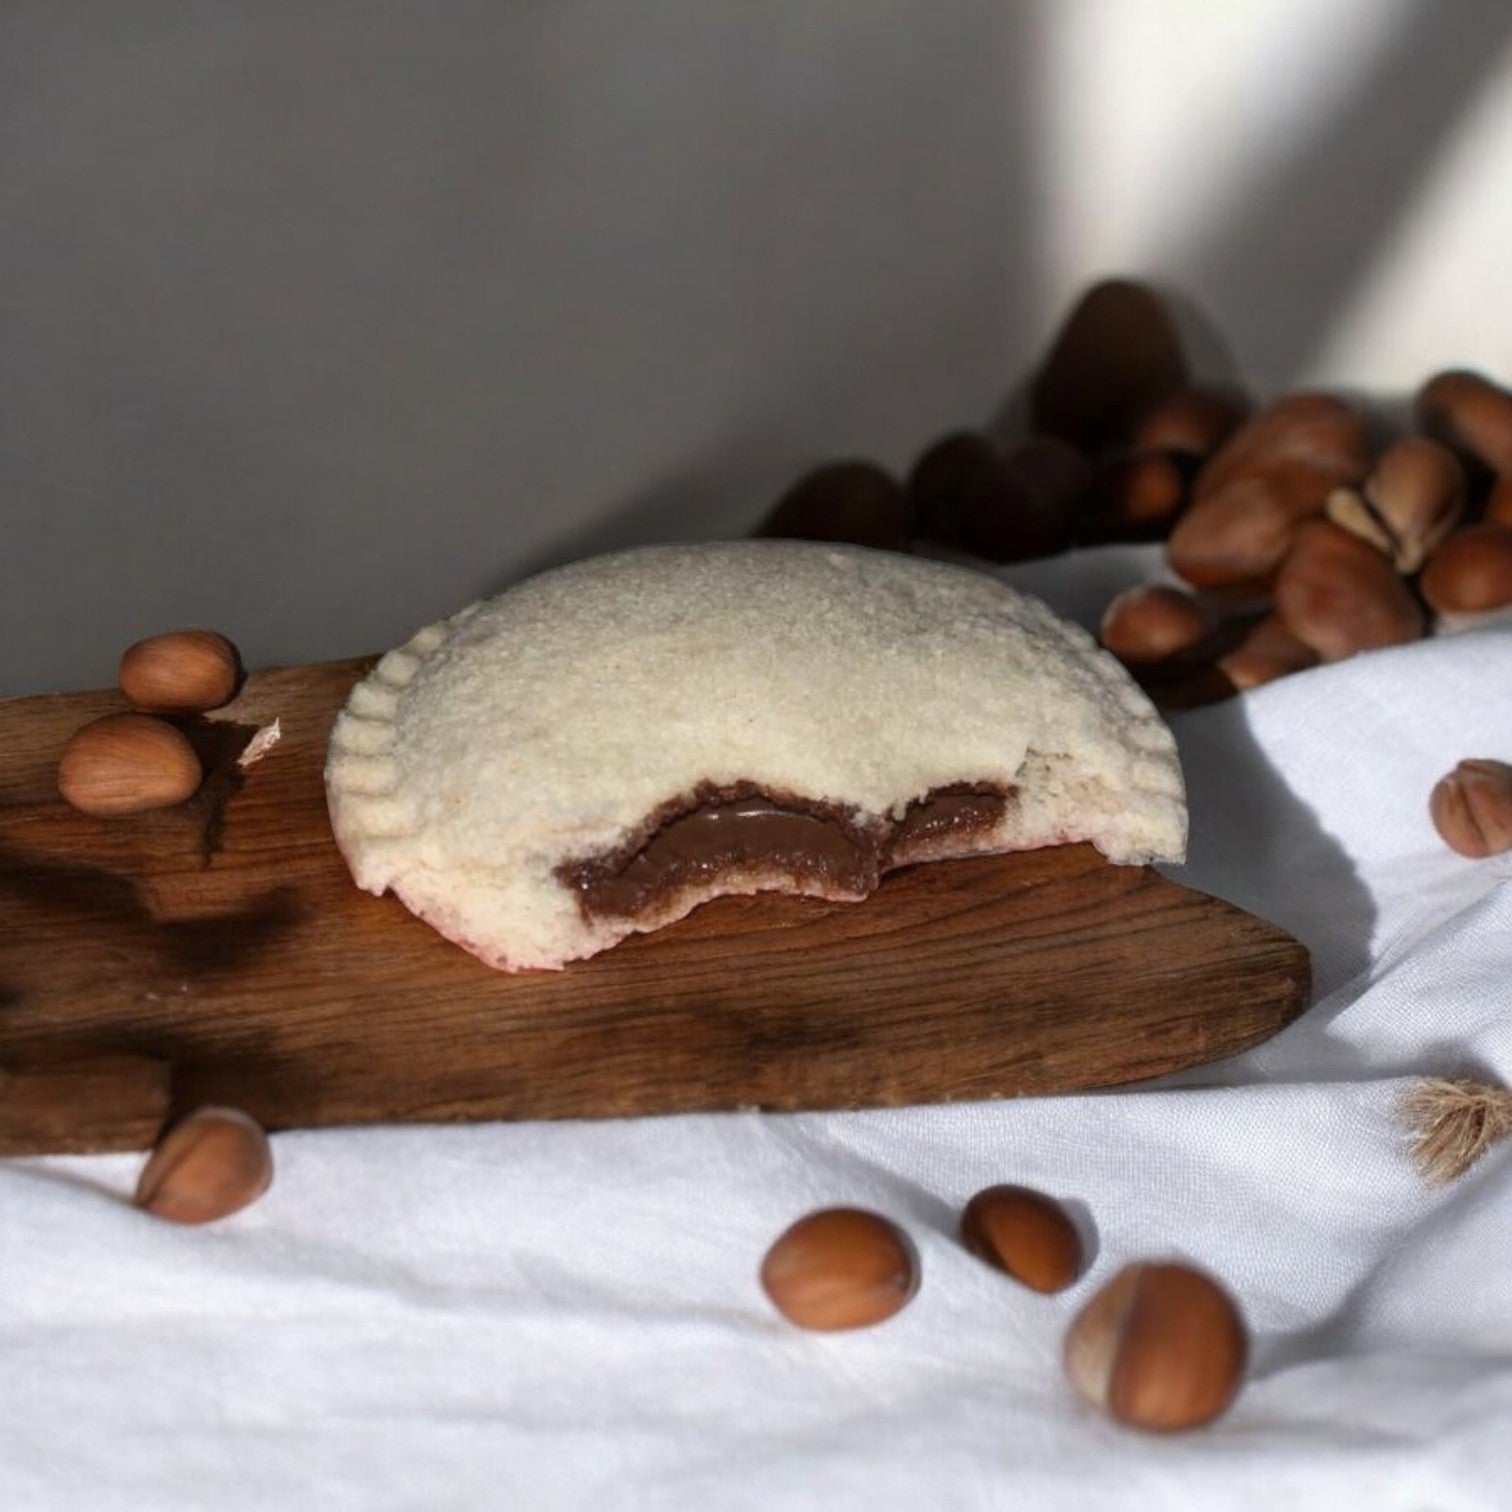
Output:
[{"xmin": 325, "ymin": 541, "xmax": 1186, "ymax": 971}]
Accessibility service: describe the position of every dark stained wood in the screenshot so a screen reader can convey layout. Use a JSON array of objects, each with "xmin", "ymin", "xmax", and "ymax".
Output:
[
  {"xmin": 0, "ymin": 1054, "xmax": 171, "ymax": 1155},
  {"xmin": 0, "ymin": 660, "xmax": 1311, "ymax": 1153}
]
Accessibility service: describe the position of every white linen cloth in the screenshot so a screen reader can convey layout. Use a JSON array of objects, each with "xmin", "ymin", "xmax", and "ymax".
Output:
[{"xmin": 3, "ymin": 550, "xmax": 1510, "ymax": 1510}]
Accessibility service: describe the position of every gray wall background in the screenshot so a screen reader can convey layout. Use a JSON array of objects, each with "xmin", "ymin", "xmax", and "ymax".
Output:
[{"xmin": 5, "ymin": 1, "xmax": 1511, "ymax": 694}]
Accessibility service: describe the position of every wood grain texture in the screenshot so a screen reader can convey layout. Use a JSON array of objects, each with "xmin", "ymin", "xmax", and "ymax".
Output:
[{"xmin": 0, "ymin": 660, "xmax": 1311, "ymax": 1154}]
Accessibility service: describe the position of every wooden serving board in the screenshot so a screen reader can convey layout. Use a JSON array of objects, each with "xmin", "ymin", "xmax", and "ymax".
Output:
[{"xmin": 0, "ymin": 660, "xmax": 1310, "ymax": 1155}]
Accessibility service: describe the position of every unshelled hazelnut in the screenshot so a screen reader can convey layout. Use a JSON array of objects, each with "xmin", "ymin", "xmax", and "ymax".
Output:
[
  {"xmin": 1099, "ymin": 586, "xmax": 1213, "ymax": 666},
  {"xmin": 1273, "ymin": 520, "xmax": 1425, "ymax": 661},
  {"xmin": 1217, "ymin": 614, "xmax": 1320, "ymax": 691},
  {"xmin": 1326, "ymin": 437, "xmax": 1465, "ymax": 574},
  {"xmin": 760, "ymin": 1208, "xmax": 919, "ymax": 1331},
  {"xmin": 1415, "ymin": 370, "xmax": 1512, "ymax": 478},
  {"xmin": 1128, "ymin": 385, "xmax": 1249, "ymax": 461},
  {"xmin": 1429, "ymin": 759, "xmax": 1512, "ymax": 859},
  {"xmin": 119, "ymin": 630, "xmax": 241, "ymax": 713},
  {"xmin": 907, "ymin": 431, "xmax": 997, "ymax": 546},
  {"xmin": 1080, "ymin": 452, "xmax": 1189, "ymax": 542},
  {"xmin": 1486, "ymin": 474, "xmax": 1512, "ymax": 528},
  {"xmin": 134, "ymin": 1107, "xmax": 274, "ymax": 1224},
  {"xmin": 960, "ymin": 1185, "xmax": 1083, "ymax": 1293},
  {"xmin": 957, "ymin": 436, "xmax": 1089, "ymax": 563},
  {"xmin": 57, "ymin": 713, "xmax": 204, "ymax": 816},
  {"xmin": 1063, "ymin": 1262, "xmax": 1247, "ymax": 1432},
  {"xmin": 758, "ymin": 461, "xmax": 912, "ymax": 551},
  {"xmin": 1031, "ymin": 279, "xmax": 1189, "ymax": 453},
  {"xmin": 1418, "ymin": 524, "xmax": 1512, "ymax": 615},
  {"xmin": 1168, "ymin": 394, "xmax": 1370, "ymax": 589}
]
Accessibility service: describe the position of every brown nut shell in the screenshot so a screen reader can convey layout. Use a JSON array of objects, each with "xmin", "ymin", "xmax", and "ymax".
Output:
[
  {"xmin": 134, "ymin": 1107, "xmax": 274, "ymax": 1224},
  {"xmin": 1429, "ymin": 759, "xmax": 1512, "ymax": 859},
  {"xmin": 758, "ymin": 461, "xmax": 912, "ymax": 552},
  {"xmin": 1355, "ymin": 438, "xmax": 1466, "ymax": 574},
  {"xmin": 57, "ymin": 713, "xmax": 204, "ymax": 816},
  {"xmin": 119, "ymin": 630, "xmax": 242, "ymax": 713},
  {"xmin": 1099, "ymin": 586, "xmax": 1213, "ymax": 666},
  {"xmin": 1486, "ymin": 474, "xmax": 1512, "ymax": 528},
  {"xmin": 1031, "ymin": 279, "xmax": 1188, "ymax": 453},
  {"xmin": 957, "ymin": 437, "xmax": 1088, "ymax": 563},
  {"xmin": 1064, "ymin": 1262, "xmax": 1248, "ymax": 1432},
  {"xmin": 760, "ymin": 1208, "xmax": 919, "ymax": 1331},
  {"xmin": 907, "ymin": 431, "xmax": 999, "ymax": 547},
  {"xmin": 1418, "ymin": 524, "xmax": 1512, "ymax": 615},
  {"xmin": 1081, "ymin": 452, "xmax": 1189, "ymax": 542},
  {"xmin": 1129, "ymin": 385, "xmax": 1250, "ymax": 461},
  {"xmin": 1217, "ymin": 614, "xmax": 1320, "ymax": 692},
  {"xmin": 1415, "ymin": 370, "xmax": 1512, "ymax": 477},
  {"xmin": 1273, "ymin": 520, "xmax": 1426, "ymax": 661},
  {"xmin": 960, "ymin": 1185, "xmax": 1083, "ymax": 1293},
  {"xmin": 1168, "ymin": 462, "xmax": 1331, "ymax": 590},
  {"xmin": 1194, "ymin": 392, "xmax": 1369, "ymax": 501}
]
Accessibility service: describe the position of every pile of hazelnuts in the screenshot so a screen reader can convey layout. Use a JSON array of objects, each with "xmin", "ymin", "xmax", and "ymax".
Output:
[
  {"xmin": 754, "ymin": 278, "xmax": 1512, "ymax": 863},
  {"xmin": 761, "ymin": 1192, "xmax": 1245, "ymax": 1435}
]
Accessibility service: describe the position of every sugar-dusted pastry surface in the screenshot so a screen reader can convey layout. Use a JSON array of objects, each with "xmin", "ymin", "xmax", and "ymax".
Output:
[{"xmin": 325, "ymin": 542, "xmax": 1186, "ymax": 970}]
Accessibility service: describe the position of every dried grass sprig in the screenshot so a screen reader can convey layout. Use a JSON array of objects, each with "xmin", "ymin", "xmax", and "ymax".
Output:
[{"xmin": 1400, "ymin": 1077, "xmax": 1512, "ymax": 1186}]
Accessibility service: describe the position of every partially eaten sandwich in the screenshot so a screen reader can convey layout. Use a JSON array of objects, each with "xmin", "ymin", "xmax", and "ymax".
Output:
[{"xmin": 325, "ymin": 541, "xmax": 1186, "ymax": 971}]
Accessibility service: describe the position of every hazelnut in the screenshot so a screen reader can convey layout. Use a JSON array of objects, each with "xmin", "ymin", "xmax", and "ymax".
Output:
[
  {"xmin": 1415, "ymin": 370, "xmax": 1512, "ymax": 477},
  {"xmin": 1099, "ymin": 586, "xmax": 1213, "ymax": 666},
  {"xmin": 57, "ymin": 712, "xmax": 204, "ymax": 816},
  {"xmin": 1273, "ymin": 520, "xmax": 1425, "ymax": 661},
  {"xmin": 134, "ymin": 1107, "xmax": 274, "ymax": 1224},
  {"xmin": 1167, "ymin": 462, "xmax": 1331, "ymax": 591},
  {"xmin": 1194, "ymin": 392, "xmax": 1369, "ymax": 499},
  {"xmin": 1128, "ymin": 385, "xmax": 1249, "ymax": 461},
  {"xmin": 1080, "ymin": 452, "xmax": 1190, "ymax": 542},
  {"xmin": 119, "ymin": 630, "xmax": 241, "ymax": 713},
  {"xmin": 1064, "ymin": 1262, "xmax": 1247, "ymax": 1432},
  {"xmin": 956, "ymin": 436, "xmax": 1089, "ymax": 563},
  {"xmin": 760, "ymin": 1208, "xmax": 919, "ymax": 1331},
  {"xmin": 960, "ymin": 1185, "xmax": 1083, "ymax": 1293},
  {"xmin": 1327, "ymin": 438, "xmax": 1465, "ymax": 574},
  {"xmin": 1217, "ymin": 614, "xmax": 1319, "ymax": 692},
  {"xmin": 1429, "ymin": 759, "xmax": 1512, "ymax": 859},
  {"xmin": 1030, "ymin": 279, "xmax": 1189, "ymax": 452},
  {"xmin": 1418, "ymin": 524, "xmax": 1512, "ymax": 615},
  {"xmin": 758, "ymin": 461, "xmax": 912, "ymax": 552},
  {"xmin": 907, "ymin": 431, "xmax": 998, "ymax": 547},
  {"xmin": 1168, "ymin": 395, "xmax": 1370, "ymax": 589},
  {"xmin": 1486, "ymin": 474, "xmax": 1512, "ymax": 528}
]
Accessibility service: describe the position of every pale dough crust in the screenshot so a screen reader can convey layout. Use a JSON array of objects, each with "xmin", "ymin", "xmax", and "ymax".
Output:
[{"xmin": 325, "ymin": 542, "xmax": 1186, "ymax": 970}]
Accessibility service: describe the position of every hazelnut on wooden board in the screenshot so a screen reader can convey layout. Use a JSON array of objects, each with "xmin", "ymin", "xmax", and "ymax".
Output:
[
  {"xmin": 119, "ymin": 630, "xmax": 241, "ymax": 713},
  {"xmin": 960, "ymin": 1185, "xmax": 1083, "ymax": 1293},
  {"xmin": 1325, "ymin": 437, "xmax": 1465, "ymax": 574},
  {"xmin": 57, "ymin": 713, "xmax": 203, "ymax": 816},
  {"xmin": 1418, "ymin": 524, "xmax": 1512, "ymax": 615},
  {"xmin": 1430, "ymin": 759, "xmax": 1512, "ymax": 859},
  {"xmin": 1064, "ymin": 1262, "xmax": 1247, "ymax": 1432},
  {"xmin": 134, "ymin": 1107, "xmax": 273, "ymax": 1224},
  {"xmin": 1030, "ymin": 279, "xmax": 1189, "ymax": 453},
  {"xmin": 1100, "ymin": 586, "xmax": 1213, "ymax": 666},
  {"xmin": 760, "ymin": 1208, "xmax": 919, "ymax": 1331},
  {"xmin": 1273, "ymin": 520, "xmax": 1425, "ymax": 661},
  {"xmin": 1128, "ymin": 385, "xmax": 1250, "ymax": 461},
  {"xmin": 1415, "ymin": 370, "xmax": 1512, "ymax": 477},
  {"xmin": 1217, "ymin": 614, "xmax": 1320, "ymax": 692},
  {"xmin": 757, "ymin": 461, "xmax": 913, "ymax": 552},
  {"xmin": 1080, "ymin": 452, "xmax": 1189, "ymax": 542}
]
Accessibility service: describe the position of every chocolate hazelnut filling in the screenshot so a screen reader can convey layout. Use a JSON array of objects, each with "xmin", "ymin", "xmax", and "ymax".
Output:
[{"xmin": 559, "ymin": 781, "xmax": 1010, "ymax": 921}]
